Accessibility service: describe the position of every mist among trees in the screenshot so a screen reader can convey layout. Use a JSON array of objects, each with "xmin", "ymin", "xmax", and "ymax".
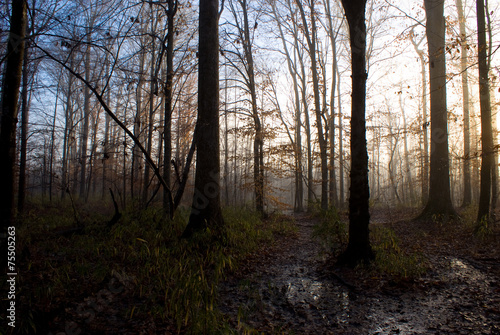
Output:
[{"xmin": 1, "ymin": 0, "xmax": 500, "ymax": 333}]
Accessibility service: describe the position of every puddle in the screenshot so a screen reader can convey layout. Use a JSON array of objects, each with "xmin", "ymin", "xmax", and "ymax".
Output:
[{"xmin": 218, "ymin": 216, "xmax": 500, "ymax": 334}]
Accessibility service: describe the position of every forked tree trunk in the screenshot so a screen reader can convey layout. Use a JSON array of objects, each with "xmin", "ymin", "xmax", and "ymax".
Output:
[{"xmin": 296, "ymin": 0, "xmax": 328, "ymax": 210}]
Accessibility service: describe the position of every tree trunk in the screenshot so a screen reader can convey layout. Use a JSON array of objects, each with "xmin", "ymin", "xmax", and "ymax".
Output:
[
  {"xmin": 455, "ymin": 0, "xmax": 471, "ymax": 207},
  {"xmin": 338, "ymin": 66, "xmax": 345, "ymax": 208},
  {"xmin": 230, "ymin": 0, "xmax": 265, "ymax": 216},
  {"xmin": 131, "ymin": 49, "xmax": 145, "ymax": 199},
  {"xmin": 102, "ymin": 73, "xmax": 111, "ymax": 199},
  {"xmin": 61, "ymin": 54, "xmax": 75, "ymax": 200},
  {"xmin": 418, "ymin": 0, "xmax": 456, "ymax": 220},
  {"xmin": 0, "ymin": 0, "xmax": 27, "ymax": 267},
  {"xmin": 80, "ymin": 30, "xmax": 91, "ymax": 199},
  {"xmin": 296, "ymin": 0, "xmax": 328, "ymax": 210},
  {"xmin": 276, "ymin": 0, "xmax": 304, "ymax": 212},
  {"xmin": 410, "ymin": 29, "xmax": 429, "ymax": 205},
  {"xmin": 338, "ymin": 0, "xmax": 373, "ymax": 266},
  {"xmin": 476, "ymin": 0, "xmax": 494, "ymax": 223},
  {"xmin": 400, "ymin": 90, "xmax": 414, "ymax": 204},
  {"xmin": 182, "ymin": 0, "xmax": 224, "ymax": 239},
  {"xmin": 324, "ymin": 0, "xmax": 339, "ymax": 207},
  {"xmin": 143, "ymin": 21, "xmax": 157, "ymax": 204},
  {"xmin": 48, "ymin": 75, "xmax": 59, "ymax": 203},
  {"xmin": 18, "ymin": 40, "xmax": 30, "ymax": 213},
  {"xmin": 329, "ymin": 39, "xmax": 338, "ymax": 208},
  {"xmin": 163, "ymin": 0, "xmax": 176, "ymax": 216},
  {"xmin": 292, "ymin": 11, "xmax": 313, "ymax": 211}
]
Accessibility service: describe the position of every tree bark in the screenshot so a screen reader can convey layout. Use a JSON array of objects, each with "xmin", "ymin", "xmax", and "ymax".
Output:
[
  {"xmin": 143, "ymin": 15, "xmax": 158, "ymax": 204},
  {"xmin": 18, "ymin": 38, "xmax": 30, "ymax": 213},
  {"xmin": 61, "ymin": 53, "xmax": 75, "ymax": 200},
  {"xmin": 0, "ymin": 0, "xmax": 27, "ymax": 267},
  {"xmin": 163, "ymin": 0, "xmax": 176, "ymax": 216},
  {"xmin": 325, "ymin": 1, "xmax": 339, "ymax": 207},
  {"xmin": 241, "ymin": 0, "xmax": 264, "ymax": 216},
  {"xmin": 338, "ymin": 0, "xmax": 373, "ymax": 266},
  {"xmin": 337, "ymin": 66, "xmax": 345, "ymax": 208},
  {"xmin": 80, "ymin": 29, "xmax": 92, "ymax": 199},
  {"xmin": 476, "ymin": 0, "xmax": 494, "ymax": 223},
  {"xmin": 410, "ymin": 27, "xmax": 429, "ymax": 205},
  {"xmin": 131, "ymin": 47, "xmax": 145, "ymax": 199},
  {"xmin": 455, "ymin": 0, "xmax": 472, "ymax": 207},
  {"xmin": 182, "ymin": 0, "xmax": 224, "ymax": 239},
  {"xmin": 296, "ymin": 0, "xmax": 328, "ymax": 210},
  {"xmin": 418, "ymin": 0, "xmax": 456, "ymax": 220}
]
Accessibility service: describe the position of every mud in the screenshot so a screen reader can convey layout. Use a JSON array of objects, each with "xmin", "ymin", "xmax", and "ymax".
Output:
[{"xmin": 218, "ymin": 214, "xmax": 500, "ymax": 334}]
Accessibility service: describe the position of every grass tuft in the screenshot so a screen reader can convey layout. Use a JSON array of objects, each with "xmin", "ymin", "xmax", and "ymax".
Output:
[
  {"xmin": 311, "ymin": 205, "xmax": 348, "ymax": 255},
  {"xmin": 371, "ymin": 226, "xmax": 427, "ymax": 280},
  {"xmin": 14, "ymin": 201, "xmax": 294, "ymax": 334}
]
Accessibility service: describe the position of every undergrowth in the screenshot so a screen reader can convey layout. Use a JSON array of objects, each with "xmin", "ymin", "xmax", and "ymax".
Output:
[
  {"xmin": 14, "ymin": 202, "xmax": 295, "ymax": 334},
  {"xmin": 311, "ymin": 204, "xmax": 426, "ymax": 281},
  {"xmin": 311, "ymin": 205, "xmax": 347, "ymax": 255},
  {"xmin": 371, "ymin": 226, "xmax": 427, "ymax": 280},
  {"xmin": 460, "ymin": 204, "xmax": 494, "ymax": 238}
]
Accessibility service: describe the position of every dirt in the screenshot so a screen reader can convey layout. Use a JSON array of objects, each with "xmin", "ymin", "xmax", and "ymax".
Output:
[{"xmin": 218, "ymin": 212, "xmax": 500, "ymax": 334}]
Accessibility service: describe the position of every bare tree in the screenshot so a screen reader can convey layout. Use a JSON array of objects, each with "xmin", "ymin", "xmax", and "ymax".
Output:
[
  {"xmin": 296, "ymin": 0, "xmax": 329, "ymax": 210},
  {"xmin": 223, "ymin": 0, "xmax": 265, "ymax": 215},
  {"xmin": 455, "ymin": 0, "xmax": 472, "ymax": 207},
  {"xmin": 338, "ymin": 0, "xmax": 373, "ymax": 266},
  {"xmin": 182, "ymin": 0, "xmax": 225, "ymax": 239},
  {"xmin": 269, "ymin": 0, "xmax": 304, "ymax": 212},
  {"xmin": 409, "ymin": 26, "xmax": 429, "ymax": 205},
  {"xmin": 418, "ymin": 0, "xmax": 456, "ymax": 220},
  {"xmin": 0, "ymin": 0, "xmax": 27, "ymax": 267},
  {"xmin": 476, "ymin": 0, "xmax": 494, "ymax": 223}
]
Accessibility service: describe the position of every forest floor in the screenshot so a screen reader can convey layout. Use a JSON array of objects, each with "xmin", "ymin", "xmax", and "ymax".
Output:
[
  {"xmin": 10, "ymin": 206, "xmax": 500, "ymax": 334},
  {"xmin": 218, "ymin": 208, "xmax": 500, "ymax": 334}
]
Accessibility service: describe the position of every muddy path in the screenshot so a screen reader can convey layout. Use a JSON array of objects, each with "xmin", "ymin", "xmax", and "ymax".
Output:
[{"xmin": 218, "ymin": 214, "xmax": 500, "ymax": 334}]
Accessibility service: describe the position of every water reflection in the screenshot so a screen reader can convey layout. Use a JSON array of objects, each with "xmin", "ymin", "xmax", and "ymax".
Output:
[{"xmin": 450, "ymin": 258, "xmax": 467, "ymax": 269}]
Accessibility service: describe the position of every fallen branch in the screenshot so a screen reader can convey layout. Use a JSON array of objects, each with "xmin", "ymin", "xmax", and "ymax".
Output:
[
  {"xmin": 107, "ymin": 188, "xmax": 122, "ymax": 228},
  {"xmin": 36, "ymin": 45, "xmax": 175, "ymax": 219}
]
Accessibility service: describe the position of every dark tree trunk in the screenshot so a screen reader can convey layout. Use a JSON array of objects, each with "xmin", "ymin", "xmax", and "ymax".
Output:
[
  {"xmin": 181, "ymin": 0, "xmax": 224, "ymax": 239},
  {"xmin": 242, "ymin": 0, "xmax": 264, "ymax": 216},
  {"xmin": 131, "ymin": 49, "xmax": 145, "ymax": 200},
  {"xmin": 476, "ymin": 0, "xmax": 494, "ymax": 223},
  {"xmin": 163, "ymin": 0, "xmax": 176, "ymax": 216},
  {"xmin": 338, "ymin": 0, "xmax": 373, "ymax": 267},
  {"xmin": 80, "ymin": 31, "xmax": 91, "ymax": 199},
  {"xmin": 337, "ymin": 66, "xmax": 345, "ymax": 208},
  {"xmin": 324, "ymin": 0, "xmax": 339, "ymax": 208},
  {"xmin": 18, "ymin": 40, "xmax": 30, "ymax": 214},
  {"xmin": 418, "ymin": 0, "xmax": 456, "ymax": 220},
  {"xmin": 0, "ymin": 0, "xmax": 27, "ymax": 267}
]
